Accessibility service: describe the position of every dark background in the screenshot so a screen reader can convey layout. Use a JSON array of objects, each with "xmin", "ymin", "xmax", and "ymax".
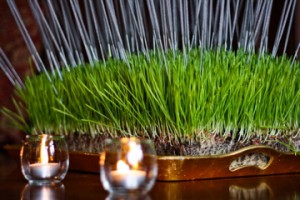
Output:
[{"xmin": 0, "ymin": 1, "xmax": 41, "ymax": 146}]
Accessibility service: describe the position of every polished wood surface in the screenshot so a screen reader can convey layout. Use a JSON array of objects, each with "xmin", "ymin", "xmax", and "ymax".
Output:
[{"xmin": 1, "ymin": 149, "xmax": 300, "ymax": 200}]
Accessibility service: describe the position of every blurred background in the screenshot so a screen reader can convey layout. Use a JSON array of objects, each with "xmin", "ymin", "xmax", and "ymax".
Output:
[
  {"xmin": 0, "ymin": 0, "xmax": 300, "ymax": 147},
  {"xmin": 0, "ymin": 1, "xmax": 42, "ymax": 147}
]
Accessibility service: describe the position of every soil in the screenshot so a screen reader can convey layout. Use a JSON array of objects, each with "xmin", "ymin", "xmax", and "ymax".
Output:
[{"xmin": 64, "ymin": 132, "xmax": 300, "ymax": 156}]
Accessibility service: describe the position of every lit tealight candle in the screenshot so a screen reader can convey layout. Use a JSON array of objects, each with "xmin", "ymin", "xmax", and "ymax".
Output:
[
  {"xmin": 30, "ymin": 163, "xmax": 60, "ymax": 178},
  {"xmin": 29, "ymin": 134, "xmax": 60, "ymax": 178},
  {"xmin": 110, "ymin": 160, "xmax": 146, "ymax": 189}
]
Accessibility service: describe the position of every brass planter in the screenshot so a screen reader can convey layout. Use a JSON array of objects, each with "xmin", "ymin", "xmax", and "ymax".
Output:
[
  {"xmin": 156, "ymin": 145, "xmax": 300, "ymax": 180},
  {"xmin": 5, "ymin": 145, "xmax": 300, "ymax": 181}
]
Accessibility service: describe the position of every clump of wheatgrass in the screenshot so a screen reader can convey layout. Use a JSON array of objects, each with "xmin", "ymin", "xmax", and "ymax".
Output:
[{"xmin": 2, "ymin": 48, "xmax": 300, "ymax": 155}]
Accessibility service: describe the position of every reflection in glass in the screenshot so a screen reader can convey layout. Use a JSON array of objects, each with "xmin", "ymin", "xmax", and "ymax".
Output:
[
  {"xmin": 21, "ymin": 183, "xmax": 65, "ymax": 200},
  {"xmin": 229, "ymin": 182, "xmax": 272, "ymax": 200}
]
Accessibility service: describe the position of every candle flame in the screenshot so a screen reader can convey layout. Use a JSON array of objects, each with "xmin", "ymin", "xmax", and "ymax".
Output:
[
  {"xmin": 127, "ymin": 141, "xmax": 143, "ymax": 169},
  {"xmin": 40, "ymin": 134, "xmax": 49, "ymax": 164},
  {"xmin": 116, "ymin": 139, "xmax": 144, "ymax": 171},
  {"xmin": 117, "ymin": 160, "xmax": 130, "ymax": 172}
]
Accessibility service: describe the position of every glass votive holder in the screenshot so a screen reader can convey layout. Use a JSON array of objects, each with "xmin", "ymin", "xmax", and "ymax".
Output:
[
  {"xmin": 100, "ymin": 137, "xmax": 158, "ymax": 195},
  {"xmin": 20, "ymin": 134, "xmax": 69, "ymax": 184}
]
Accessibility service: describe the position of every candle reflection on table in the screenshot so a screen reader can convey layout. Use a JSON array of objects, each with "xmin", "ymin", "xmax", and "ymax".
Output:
[
  {"xmin": 229, "ymin": 182, "xmax": 273, "ymax": 199},
  {"xmin": 21, "ymin": 183, "xmax": 65, "ymax": 200},
  {"xmin": 106, "ymin": 193, "xmax": 151, "ymax": 200}
]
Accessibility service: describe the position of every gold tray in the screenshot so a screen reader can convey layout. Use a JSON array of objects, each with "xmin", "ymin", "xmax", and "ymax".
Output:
[{"xmin": 5, "ymin": 145, "xmax": 300, "ymax": 181}]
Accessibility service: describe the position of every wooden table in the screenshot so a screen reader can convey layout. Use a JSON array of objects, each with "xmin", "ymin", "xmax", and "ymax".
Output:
[{"xmin": 1, "ymin": 149, "xmax": 300, "ymax": 200}]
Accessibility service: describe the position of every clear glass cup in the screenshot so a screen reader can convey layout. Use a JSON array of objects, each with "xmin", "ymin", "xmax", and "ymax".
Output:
[
  {"xmin": 100, "ymin": 137, "xmax": 158, "ymax": 195},
  {"xmin": 20, "ymin": 134, "xmax": 69, "ymax": 184}
]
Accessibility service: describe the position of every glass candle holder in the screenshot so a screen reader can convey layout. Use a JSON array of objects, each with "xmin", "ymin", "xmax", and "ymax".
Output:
[
  {"xmin": 20, "ymin": 134, "xmax": 69, "ymax": 184},
  {"xmin": 100, "ymin": 138, "xmax": 158, "ymax": 195}
]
